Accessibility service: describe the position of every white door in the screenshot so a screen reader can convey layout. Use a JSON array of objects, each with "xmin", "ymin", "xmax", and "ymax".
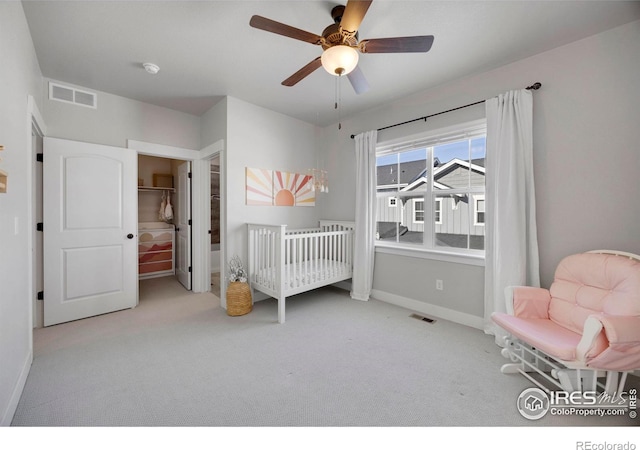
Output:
[
  {"xmin": 43, "ymin": 137, "xmax": 138, "ymax": 326},
  {"xmin": 176, "ymin": 161, "xmax": 192, "ymax": 290}
]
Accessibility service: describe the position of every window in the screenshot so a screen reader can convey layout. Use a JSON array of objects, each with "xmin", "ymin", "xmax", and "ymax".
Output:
[
  {"xmin": 474, "ymin": 195, "xmax": 485, "ymax": 226},
  {"xmin": 375, "ymin": 120, "xmax": 486, "ymax": 256},
  {"xmin": 434, "ymin": 198, "xmax": 443, "ymax": 224},
  {"xmin": 413, "ymin": 199, "xmax": 424, "ymax": 223}
]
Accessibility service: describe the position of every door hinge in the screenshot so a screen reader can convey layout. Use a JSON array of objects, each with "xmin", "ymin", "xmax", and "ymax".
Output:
[
  {"xmin": 37, "ymin": 291, "xmax": 44, "ymax": 301},
  {"xmin": 36, "ymin": 153, "xmax": 43, "ymax": 162},
  {"xmin": 188, "ymin": 172, "xmax": 192, "ymax": 179},
  {"xmin": 188, "ymin": 219, "xmax": 192, "ymax": 226},
  {"xmin": 188, "ymin": 266, "xmax": 192, "ymax": 273},
  {"xmin": 36, "ymin": 222, "xmax": 43, "ymax": 232}
]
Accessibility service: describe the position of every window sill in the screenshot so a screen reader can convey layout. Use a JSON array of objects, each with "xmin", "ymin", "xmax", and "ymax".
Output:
[{"xmin": 375, "ymin": 242, "xmax": 485, "ymax": 267}]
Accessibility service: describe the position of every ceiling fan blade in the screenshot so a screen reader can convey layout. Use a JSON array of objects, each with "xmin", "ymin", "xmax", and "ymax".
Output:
[
  {"xmin": 347, "ymin": 66, "xmax": 370, "ymax": 95},
  {"xmin": 250, "ymin": 15, "xmax": 323, "ymax": 45},
  {"xmin": 340, "ymin": 0, "xmax": 373, "ymax": 34},
  {"xmin": 282, "ymin": 57, "xmax": 323, "ymax": 87},
  {"xmin": 360, "ymin": 35, "xmax": 434, "ymax": 53}
]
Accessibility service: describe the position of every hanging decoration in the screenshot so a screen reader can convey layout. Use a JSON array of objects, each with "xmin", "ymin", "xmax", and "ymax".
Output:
[{"xmin": 308, "ymin": 168, "xmax": 329, "ymax": 193}]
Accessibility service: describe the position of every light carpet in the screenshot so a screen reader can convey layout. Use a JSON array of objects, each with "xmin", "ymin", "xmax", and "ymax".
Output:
[{"xmin": 11, "ymin": 276, "xmax": 639, "ymax": 427}]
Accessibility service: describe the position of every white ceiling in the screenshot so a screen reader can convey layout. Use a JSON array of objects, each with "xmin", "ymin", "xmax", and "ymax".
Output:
[{"xmin": 22, "ymin": 0, "xmax": 640, "ymax": 126}]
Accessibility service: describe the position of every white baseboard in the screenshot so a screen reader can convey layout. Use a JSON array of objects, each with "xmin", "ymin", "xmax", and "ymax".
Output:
[
  {"xmin": 370, "ymin": 289, "xmax": 484, "ymax": 330},
  {"xmin": 1, "ymin": 350, "xmax": 32, "ymax": 426}
]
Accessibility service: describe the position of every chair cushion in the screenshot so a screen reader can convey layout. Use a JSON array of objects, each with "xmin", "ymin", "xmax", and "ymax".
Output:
[
  {"xmin": 549, "ymin": 253, "xmax": 640, "ymax": 334},
  {"xmin": 492, "ymin": 312, "xmax": 581, "ymax": 361}
]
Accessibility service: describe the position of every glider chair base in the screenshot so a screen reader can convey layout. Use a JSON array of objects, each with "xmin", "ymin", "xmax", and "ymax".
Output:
[{"xmin": 500, "ymin": 335, "xmax": 630, "ymax": 395}]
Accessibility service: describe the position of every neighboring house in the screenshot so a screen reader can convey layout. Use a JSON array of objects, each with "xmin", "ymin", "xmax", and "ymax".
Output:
[{"xmin": 376, "ymin": 158, "xmax": 485, "ymax": 249}]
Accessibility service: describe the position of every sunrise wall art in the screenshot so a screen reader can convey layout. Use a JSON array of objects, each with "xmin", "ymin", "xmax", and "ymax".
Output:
[{"xmin": 246, "ymin": 167, "xmax": 315, "ymax": 207}]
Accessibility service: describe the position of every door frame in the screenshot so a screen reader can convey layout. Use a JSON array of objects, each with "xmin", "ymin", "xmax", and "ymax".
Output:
[
  {"xmin": 199, "ymin": 140, "xmax": 225, "ymax": 307},
  {"xmin": 27, "ymin": 134, "xmax": 225, "ymax": 328},
  {"xmin": 27, "ymin": 95, "xmax": 47, "ymax": 331},
  {"xmin": 175, "ymin": 160, "xmax": 192, "ymax": 290},
  {"xmin": 127, "ymin": 139, "xmax": 224, "ymax": 298}
]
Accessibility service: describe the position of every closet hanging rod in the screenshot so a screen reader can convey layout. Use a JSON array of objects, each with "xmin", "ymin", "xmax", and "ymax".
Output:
[{"xmin": 349, "ymin": 82, "xmax": 541, "ymax": 139}]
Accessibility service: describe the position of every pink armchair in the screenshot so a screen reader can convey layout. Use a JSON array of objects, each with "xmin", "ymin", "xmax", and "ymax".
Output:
[{"xmin": 492, "ymin": 250, "xmax": 640, "ymax": 394}]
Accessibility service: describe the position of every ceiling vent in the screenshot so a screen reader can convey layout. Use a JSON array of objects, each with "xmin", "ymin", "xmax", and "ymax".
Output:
[{"xmin": 49, "ymin": 82, "xmax": 97, "ymax": 109}]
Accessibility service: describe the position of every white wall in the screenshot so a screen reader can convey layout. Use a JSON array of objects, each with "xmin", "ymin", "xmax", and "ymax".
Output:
[
  {"xmin": 0, "ymin": 2, "xmax": 44, "ymax": 426},
  {"xmin": 4, "ymin": 6, "xmax": 637, "ymax": 423},
  {"xmin": 43, "ymin": 78, "xmax": 202, "ymax": 151},
  {"xmin": 320, "ymin": 20, "xmax": 640, "ymax": 323},
  {"xmin": 221, "ymin": 97, "xmax": 322, "ymax": 284},
  {"xmin": 200, "ymin": 97, "xmax": 228, "ymax": 149}
]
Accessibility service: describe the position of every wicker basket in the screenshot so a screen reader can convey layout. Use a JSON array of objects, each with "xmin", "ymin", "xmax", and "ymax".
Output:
[{"xmin": 226, "ymin": 281, "xmax": 252, "ymax": 316}]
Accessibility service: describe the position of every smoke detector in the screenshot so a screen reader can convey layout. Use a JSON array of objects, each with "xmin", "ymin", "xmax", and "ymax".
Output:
[{"xmin": 143, "ymin": 63, "xmax": 160, "ymax": 74}]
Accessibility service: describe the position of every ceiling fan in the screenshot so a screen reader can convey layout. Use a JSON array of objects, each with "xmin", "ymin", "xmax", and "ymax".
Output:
[{"xmin": 249, "ymin": 0, "xmax": 434, "ymax": 94}]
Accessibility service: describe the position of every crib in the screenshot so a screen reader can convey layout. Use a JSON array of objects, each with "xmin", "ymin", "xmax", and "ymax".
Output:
[{"xmin": 247, "ymin": 220, "xmax": 356, "ymax": 324}]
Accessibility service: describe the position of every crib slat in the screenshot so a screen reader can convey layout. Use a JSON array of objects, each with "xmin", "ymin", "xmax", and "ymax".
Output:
[{"xmin": 248, "ymin": 222, "xmax": 354, "ymax": 324}]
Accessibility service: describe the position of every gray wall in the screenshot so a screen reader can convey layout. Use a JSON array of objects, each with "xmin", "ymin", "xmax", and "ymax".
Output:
[{"xmin": 320, "ymin": 20, "xmax": 640, "ymax": 320}]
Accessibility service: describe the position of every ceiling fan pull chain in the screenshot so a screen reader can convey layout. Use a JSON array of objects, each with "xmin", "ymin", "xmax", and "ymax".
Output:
[{"xmin": 336, "ymin": 75, "xmax": 343, "ymax": 130}]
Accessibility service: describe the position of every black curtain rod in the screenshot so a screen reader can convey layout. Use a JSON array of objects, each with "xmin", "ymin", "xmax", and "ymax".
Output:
[{"xmin": 350, "ymin": 82, "xmax": 542, "ymax": 139}]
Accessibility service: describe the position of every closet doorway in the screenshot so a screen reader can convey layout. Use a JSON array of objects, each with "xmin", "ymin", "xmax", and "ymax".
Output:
[
  {"xmin": 138, "ymin": 155, "xmax": 192, "ymax": 292},
  {"xmin": 210, "ymin": 155, "xmax": 221, "ymax": 297}
]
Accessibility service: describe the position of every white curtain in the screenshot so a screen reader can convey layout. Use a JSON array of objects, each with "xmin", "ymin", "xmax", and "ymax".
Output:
[
  {"xmin": 484, "ymin": 89, "xmax": 540, "ymax": 340},
  {"xmin": 351, "ymin": 130, "xmax": 378, "ymax": 301}
]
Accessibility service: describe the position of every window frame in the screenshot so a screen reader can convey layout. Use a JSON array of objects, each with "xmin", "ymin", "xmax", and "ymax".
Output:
[{"xmin": 375, "ymin": 119, "xmax": 486, "ymax": 263}]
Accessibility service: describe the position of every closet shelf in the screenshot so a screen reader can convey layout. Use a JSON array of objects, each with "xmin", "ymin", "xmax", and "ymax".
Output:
[{"xmin": 138, "ymin": 186, "xmax": 175, "ymax": 192}]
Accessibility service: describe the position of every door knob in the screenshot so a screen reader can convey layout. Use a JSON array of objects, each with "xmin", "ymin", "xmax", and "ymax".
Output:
[{"xmin": 127, "ymin": 233, "xmax": 134, "ymax": 239}]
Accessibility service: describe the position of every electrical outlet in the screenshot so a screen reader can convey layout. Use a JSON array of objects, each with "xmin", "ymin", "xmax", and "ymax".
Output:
[{"xmin": 436, "ymin": 279, "xmax": 444, "ymax": 291}]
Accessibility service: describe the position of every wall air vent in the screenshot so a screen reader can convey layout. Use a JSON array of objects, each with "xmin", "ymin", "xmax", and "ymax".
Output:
[{"xmin": 49, "ymin": 82, "xmax": 97, "ymax": 109}]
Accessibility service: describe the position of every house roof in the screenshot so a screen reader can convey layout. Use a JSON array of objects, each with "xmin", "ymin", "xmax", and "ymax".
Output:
[
  {"xmin": 377, "ymin": 158, "xmax": 485, "ymax": 190},
  {"xmin": 376, "ymin": 160, "xmax": 427, "ymax": 187}
]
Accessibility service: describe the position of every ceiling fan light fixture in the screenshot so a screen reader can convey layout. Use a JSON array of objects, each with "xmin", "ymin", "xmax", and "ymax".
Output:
[{"xmin": 321, "ymin": 45, "xmax": 359, "ymax": 76}]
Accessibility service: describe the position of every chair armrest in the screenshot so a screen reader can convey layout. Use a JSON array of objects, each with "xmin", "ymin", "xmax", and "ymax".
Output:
[
  {"xmin": 577, "ymin": 315, "xmax": 640, "ymax": 368},
  {"xmin": 504, "ymin": 286, "xmax": 551, "ymax": 318},
  {"xmin": 596, "ymin": 315, "xmax": 640, "ymax": 344}
]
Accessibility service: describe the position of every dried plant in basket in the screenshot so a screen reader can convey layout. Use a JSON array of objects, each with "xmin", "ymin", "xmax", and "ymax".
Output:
[{"xmin": 227, "ymin": 255, "xmax": 248, "ymax": 283}]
